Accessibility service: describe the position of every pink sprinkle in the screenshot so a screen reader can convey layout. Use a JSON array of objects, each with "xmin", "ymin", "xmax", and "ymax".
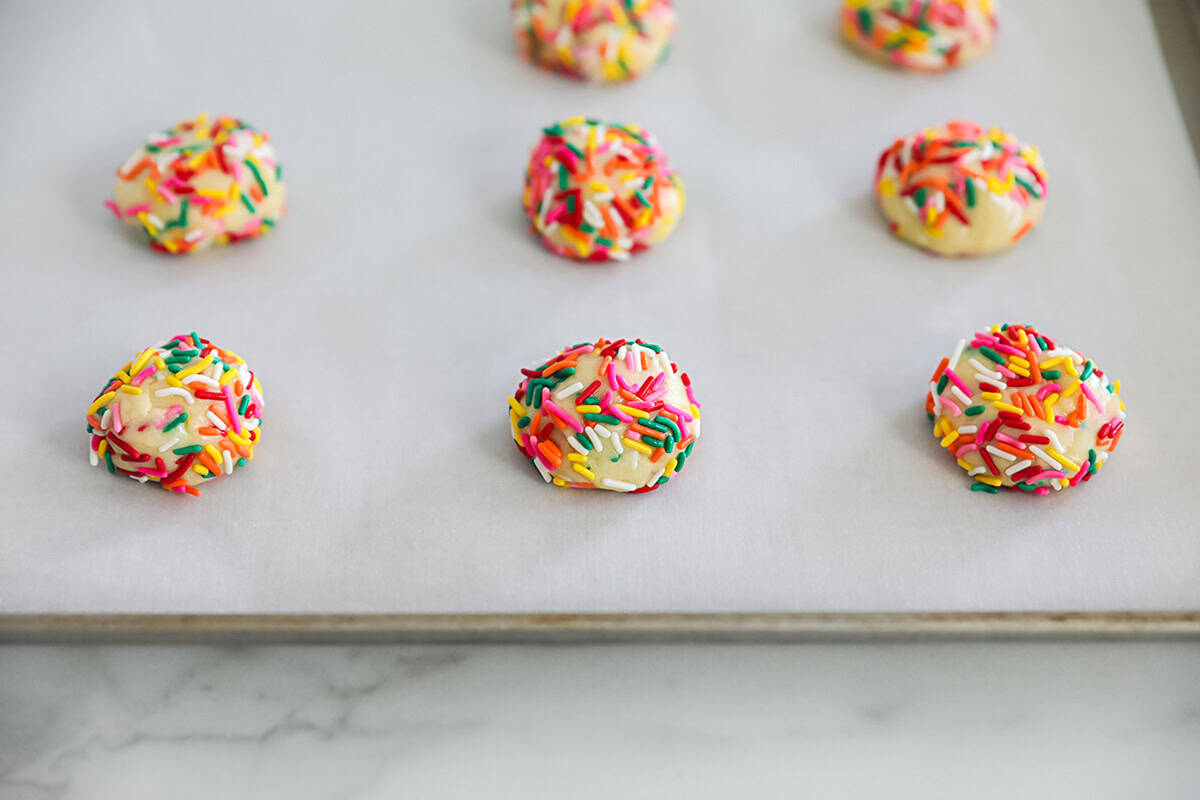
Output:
[
  {"xmin": 954, "ymin": 443, "xmax": 978, "ymax": 457},
  {"xmin": 1027, "ymin": 470, "xmax": 1066, "ymax": 483},
  {"xmin": 530, "ymin": 435, "xmax": 554, "ymax": 470},
  {"xmin": 664, "ymin": 403, "xmax": 693, "ymax": 422},
  {"xmin": 1036, "ymin": 382, "xmax": 1062, "ymax": 401},
  {"xmin": 520, "ymin": 431, "xmax": 535, "ymax": 458},
  {"xmin": 91, "ymin": 434, "xmax": 102, "ymax": 452},
  {"xmin": 1070, "ymin": 462, "xmax": 1091, "ymax": 487},
  {"xmin": 123, "ymin": 203, "xmax": 152, "ymax": 218},
  {"xmin": 625, "ymin": 349, "xmax": 637, "ymax": 371},
  {"xmin": 222, "ymin": 385, "xmax": 242, "ymax": 434},
  {"xmin": 993, "ymin": 343, "xmax": 1024, "ymax": 357},
  {"xmin": 542, "ymin": 391, "xmax": 583, "ymax": 433},
  {"xmin": 943, "ymin": 368, "xmax": 972, "ymax": 398},
  {"xmin": 156, "ymin": 405, "xmax": 183, "ymax": 430},
  {"xmin": 104, "ymin": 200, "xmax": 121, "ymax": 218},
  {"xmin": 942, "ymin": 398, "xmax": 962, "ymax": 417},
  {"xmin": 685, "ymin": 385, "xmax": 698, "ymax": 407},
  {"xmin": 1080, "ymin": 382, "xmax": 1103, "ymax": 413},
  {"xmin": 993, "ymin": 432, "xmax": 1026, "ymax": 448},
  {"xmin": 131, "ymin": 365, "xmax": 156, "ymax": 386},
  {"xmin": 561, "ymin": 344, "xmax": 593, "ymax": 358},
  {"xmin": 112, "ymin": 402, "xmax": 123, "ymax": 435}
]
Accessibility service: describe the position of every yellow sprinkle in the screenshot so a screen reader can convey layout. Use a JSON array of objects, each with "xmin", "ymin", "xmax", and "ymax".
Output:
[
  {"xmin": 219, "ymin": 367, "xmax": 238, "ymax": 386},
  {"xmin": 1039, "ymin": 356, "xmax": 1064, "ymax": 370},
  {"xmin": 175, "ymin": 354, "xmax": 214, "ymax": 380},
  {"xmin": 589, "ymin": 181, "xmax": 608, "ymax": 193},
  {"xmin": 204, "ymin": 444, "xmax": 222, "ymax": 462},
  {"xmin": 1008, "ymin": 355, "xmax": 1030, "ymax": 368},
  {"xmin": 130, "ymin": 348, "xmax": 155, "ymax": 375},
  {"xmin": 213, "ymin": 203, "xmax": 234, "ymax": 218},
  {"xmin": 1008, "ymin": 364, "xmax": 1031, "ymax": 378},
  {"xmin": 689, "ymin": 404, "xmax": 701, "ymax": 420},
  {"xmin": 1063, "ymin": 359, "xmax": 1079, "ymax": 378},
  {"xmin": 574, "ymin": 464, "xmax": 597, "ymax": 482},
  {"xmin": 567, "ymin": 453, "xmax": 587, "ymax": 463},
  {"xmin": 576, "ymin": 405, "xmax": 602, "ymax": 414},
  {"xmin": 940, "ymin": 431, "xmax": 960, "ymax": 448},
  {"xmin": 137, "ymin": 211, "xmax": 158, "ymax": 237},
  {"xmin": 227, "ymin": 430, "xmax": 251, "ymax": 447},
  {"xmin": 153, "ymin": 356, "xmax": 166, "ymax": 369},
  {"xmin": 956, "ymin": 458, "xmax": 974, "ymax": 472},
  {"xmin": 562, "ymin": 115, "xmax": 585, "ymax": 126},
  {"xmin": 166, "ymin": 375, "xmax": 184, "ymax": 388},
  {"xmin": 1062, "ymin": 380, "xmax": 1080, "ymax": 398},
  {"xmin": 622, "ymin": 436, "xmax": 652, "ymax": 455},
  {"xmin": 876, "ymin": 177, "xmax": 896, "ymax": 197},
  {"xmin": 993, "ymin": 401, "xmax": 1024, "ymax": 415},
  {"xmin": 196, "ymin": 189, "xmax": 226, "ymax": 198},
  {"xmin": 980, "ymin": 391, "xmax": 1002, "ymax": 401},
  {"xmin": 87, "ymin": 392, "xmax": 117, "ymax": 416},
  {"xmin": 552, "ymin": 477, "xmax": 567, "ymax": 487},
  {"xmin": 163, "ymin": 239, "xmax": 178, "ymax": 254},
  {"xmin": 663, "ymin": 457, "xmax": 678, "ymax": 477},
  {"xmin": 115, "ymin": 369, "xmax": 132, "ymax": 383},
  {"xmin": 1047, "ymin": 448, "xmax": 1079, "ymax": 473},
  {"xmin": 117, "ymin": 385, "xmax": 142, "ymax": 395},
  {"xmin": 975, "ymin": 475, "xmax": 1003, "ymax": 487},
  {"xmin": 193, "ymin": 465, "xmax": 209, "ymax": 476},
  {"xmin": 616, "ymin": 405, "xmax": 649, "ymax": 419},
  {"xmin": 507, "ymin": 397, "xmax": 523, "ymax": 415},
  {"xmin": 509, "ymin": 409, "xmax": 521, "ymax": 442}
]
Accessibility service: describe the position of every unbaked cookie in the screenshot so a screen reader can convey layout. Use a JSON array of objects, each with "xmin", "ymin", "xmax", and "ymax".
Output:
[
  {"xmin": 523, "ymin": 117, "xmax": 685, "ymax": 261},
  {"xmin": 512, "ymin": 0, "xmax": 676, "ymax": 83},
  {"xmin": 927, "ymin": 324, "xmax": 1125, "ymax": 495},
  {"xmin": 107, "ymin": 114, "xmax": 285, "ymax": 254},
  {"xmin": 842, "ymin": 0, "xmax": 996, "ymax": 72},
  {"xmin": 508, "ymin": 338, "xmax": 700, "ymax": 492},
  {"xmin": 86, "ymin": 333, "xmax": 264, "ymax": 496},
  {"xmin": 875, "ymin": 120, "xmax": 1046, "ymax": 256}
]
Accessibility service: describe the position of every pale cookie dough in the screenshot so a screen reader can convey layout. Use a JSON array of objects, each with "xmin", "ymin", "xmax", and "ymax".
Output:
[
  {"xmin": 927, "ymin": 324, "xmax": 1125, "ymax": 495},
  {"xmin": 512, "ymin": 0, "xmax": 676, "ymax": 83},
  {"xmin": 508, "ymin": 338, "xmax": 700, "ymax": 493},
  {"xmin": 842, "ymin": 0, "xmax": 996, "ymax": 72},
  {"xmin": 107, "ymin": 114, "xmax": 285, "ymax": 254},
  {"xmin": 875, "ymin": 120, "xmax": 1046, "ymax": 257},
  {"xmin": 86, "ymin": 333, "xmax": 264, "ymax": 497},
  {"xmin": 523, "ymin": 117, "xmax": 684, "ymax": 261}
]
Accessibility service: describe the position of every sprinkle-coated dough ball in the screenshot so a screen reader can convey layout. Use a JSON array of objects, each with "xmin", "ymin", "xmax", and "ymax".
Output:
[
  {"xmin": 512, "ymin": 0, "xmax": 676, "ymax": 83},
  {"xmin": 107, "ymin": 114, "xmax": 285, "ymax": 254},
  {"xmin": 508, "ymin": 338, "xmax": 701, "ymax": 493},
  {"xmin": 523, "ymin": 117, "xmax": 685, "ymax": 262},
  {"xmin": 842, "ymin": 0, "xmax": 996, "ymax": 72},
  {"xmin": 875, "ymin": 121, "xmax": 1046, "ymax": 257},
  {"xmin": 86, "ymin": 333, "xmax": 264, "ymax": 497},
  {"xmin": 927, "ymin": 324, "xmax": 1125, "ymax": 495}
]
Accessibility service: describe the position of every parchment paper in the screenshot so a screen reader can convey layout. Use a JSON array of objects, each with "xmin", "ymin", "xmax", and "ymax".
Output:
[{"xmin": 1, "ymin": 0, "xmax": 1197, "ymax": 613}]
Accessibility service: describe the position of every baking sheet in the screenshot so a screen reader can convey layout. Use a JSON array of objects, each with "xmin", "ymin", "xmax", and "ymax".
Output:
[{"xmin": 1, "ymin": 0, "xmax": 1198, "ymax": 616}]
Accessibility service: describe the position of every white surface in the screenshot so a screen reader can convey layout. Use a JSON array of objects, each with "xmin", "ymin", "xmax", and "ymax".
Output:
[
  {"xmin": 0, "ymin": 0, "xmax": 1198, "ymax": 614},
  {"xmin": 3, "ymin": 642, "xmax": 1200, "ymax": 799}
]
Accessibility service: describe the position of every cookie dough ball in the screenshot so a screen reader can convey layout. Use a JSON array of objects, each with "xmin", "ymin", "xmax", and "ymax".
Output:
[
  {"xmin": 508, "ymin": 338, "xmax": 700, "ymax": 492},
  {"xmin": 523, "ymin": 117, "xmax": 685, "ymax": 261},
  {"xmin": 512, "ymin": 0, "xmax": 677, "ymax": 83},
  {"xmin": 86, "ymin": 333, "xmax": 264, "ymax": 497},
  {"xmin": 926, "ymin": 324, "xmax": 1125, "ymax": 495},
  {"xmin": 106, "ymin": 114, "xmax": 285, "ymax": 254},
  {"xmin": 875, "ymin": 120, "xmax": 1046, "ymax": 257},
  {"xmin": 842, "ymin": 0, "xmax": 996, "ymax": 72}
]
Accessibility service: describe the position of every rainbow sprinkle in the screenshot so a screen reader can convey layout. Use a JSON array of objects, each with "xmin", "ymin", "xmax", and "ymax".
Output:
[
  {"xmin": 523, "ymin": 117, "xmax": 685, "ymax": 262},
  {"xmin": 875, "ymin": 120, "xmax": 1047, "ymax": 256},
  {"xmin": 85, "ymin": 334, "xmax": 263, "ymax": 497},
  {"xmin": 108, "ymin": 113, "xmax": 285, "ymax": 255},
  {"xmin": 512, "ymin": 0, "xmax": 676, "ymax": 83},
  {"xmin": 926, "ymin": 324, "xmax": 1125, "ymax": 495},
  {"xmin": 842, "ymin": 0, "xmax": 997, "ymax": 72},
  {"xmin": 508, "ymin": 338, "xmax": 700, "ymax": 493}
]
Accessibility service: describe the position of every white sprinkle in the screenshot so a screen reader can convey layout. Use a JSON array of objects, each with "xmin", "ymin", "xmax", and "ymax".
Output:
[
  {"xmin": 184, "ymin": 229, "xmax": 205, "ymax": 243},
  {"xmin": 121, "ymin": 151, "xmax": 143, "ymax": 173},
  {"xmin": 616, "ymin": 345, "xmax": 628, "ymax": 361},
  {"xmin": 582, "ymin": 201, "xmax": 604, "ymax": 229},
  {"xmin": 543, "ymin": 221, "xmax": 559, "ymax": 237},
  {"xmin": 243, "ymin": 417, "xmax": 260, "ymax": 430},
  {"xmin": 157, "ymin": 437, "xmax": 180, "ymax": 453},
  {"xmin": 631, "ymin": 452, "xmax": 639, "ymax": 469},
  {"xmin": 100, "ymin": 407, "xmax": 112, "ymax": 430},
  {"xmin": 986, "ymin": 445, "xmax": 1016, "ymax": 462},
  {"xmin": 611, "ymin": 436, "xmax": 623, "ymax": 455},
  {"xmin": 1029, "ymin": 445, "xmax": 1060, "ymax": 470},
  {"xmin": 1005, "ymin": 459, "xmax": 1034, "ymax": 476},
  {"xmin": 1044, "ymin": 428, "xmax": 1064, "ymax": 452},
  {"xmin": 692, "ymin": 418, "xmax": 701, "ymax": 439},
  {"xmin": 948, "ymin": 339, "xmax": 966, "ymax": 371},
  {"xmin": 205, "ymin": 411, "xmax": 228, "ymax": 431},
  {"xmin": 594, "ymin": 424, "xmax": 612, "ymax": 438},
  {"xmin": 89, "ymin": 449, "xmax": 98, "ymax": 467},
  {"xmin": 533, "ymin": 459, "xmax": 552, "ymax": 483},
  {"xmin": 567, "ymin": 435, "xmax": 588, "ymax": 455},
  {"xmin": 554, "ymin": 381, "xmax": 584, "ymax": 400},
  {"xmin": 957, "ymin": 425, "xmax": 978, "ymax": 435},
  {"xmin": 616, "ymin": 236, "xmax": 633, "ymax": 249},
  {"xmin": 128, "ymin": 474, "xmax": 150, "ymax": 483},
  {"xmin": 584, "ymin": 426, "xmax": 603, "ymax": 452},
  {"xmin": 591, "ymin": 192, "xmax": 614, "ymax": 204},
  {"xmin": 223, "ymin": 449, "xmax": 234, "ymax": 474},
  {"xmin": 967, "ymin": 466, "xmax": 987, "ymax": 476},
  {"xmin": 968, "ymin": 358, "xmax": 1002, "ymax": 379},
  {"xmin": 155, "ymin": 387, "xmax": 195, "ymax": 403},
  {"xmin": 147, "ymin": 213, "xmax": 165, "ymax": 228},
  {"xmin": 975, "ymin": 374, "xmax": 1006, "ymax": 390},
  {"xmin": 601, "ymin": 478, "xmax": 637, "ymax": 492},
  {"xmin": 930, "ymin": 381, "xmax": 942, "ymax": 413},
  {"xmin": 608, "ymin": 249, "xmax": 630, "ymax": 261},
  {"xmin": 646, "ymin": 468, "xmax": 665, "ymax": 488},
  {"xmin": 657, "ymin": 351, "xmax": 673, "ymax": 375},
  {"xmin": 950, "ymin": 385, "xmax": 971, "ymax": 405},
  {"xmin": 185, "ymin": 374, "xmax": 219, "ymax": 389}
]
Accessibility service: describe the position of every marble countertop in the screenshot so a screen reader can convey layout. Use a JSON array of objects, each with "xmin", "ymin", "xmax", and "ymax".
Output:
[{"xmin": 3, "ymin": 641, "xmax": 1199, "ymax": 799}]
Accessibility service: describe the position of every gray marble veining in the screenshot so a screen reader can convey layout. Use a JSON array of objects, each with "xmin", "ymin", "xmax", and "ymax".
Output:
[{"xmin": 2, "ymin": 642, "xmax": 1199, "ymax": 799}]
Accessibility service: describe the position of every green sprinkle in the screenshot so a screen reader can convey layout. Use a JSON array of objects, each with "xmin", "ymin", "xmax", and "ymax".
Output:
[
  {"xmin": 913, "ymin": 187, "xmax": 927, "ymax": 207},
  {"xmin": 565, "ymin": 142, "xmax": 585, "ymax": 160},
  {"xmin": 239, "ymin": 193, "xmax": 256, "ymax": 214},
  {"xmin": 662, "ymin": 437, "xmax": 674, "ymax": 454},
  {"xmin": 674, "ymin": 451, "xmax": 688, "ymax": 473},
  {"xmin": 970, "ymin": 483, "xmax": 1000, "ymax": 494},
  {"xmin": 584, "ymin": 413, "xmax": 621, "ymax": 425},
  {"xmin": 576, "ymin": 434, "xmax": 593, "ymax": 451},
  {"xmin": 244, "ymin": 158, "xmax": 269, "ymax": 197},
  {"xmin": 275, "ymin": 164, "xmax": 283, "ymax": 181},
  {"xmin": 979, "ymin": 346, "xmax": 1005, "ymax": 364},
  {"xmin": 236, "ymin": 458, "xmax": 247, "ymax": 468},
  {"xmin": 191, "ymin": 332, "xmax": 202, "ymax": 347},
  {"xmin": 595, "ymin": 237, "xmax": 613, "ymax": 247},
  {"xmin": 656, "ymin": 475, "xmax": 670, "ymax": 485},
  {"xmin": 1088, "ymin": 449, "xmax": 1098, "ymax": 474},
  {"xmin": 1080, "ymin": 360, "xmax": 1094, "ymax": 380},
  {"xmin": 543, "ymin": 124, "xmax": 564, "ymax": 137},
  {"xmin": 640, "ymin": 435, "xmax": 665, "ymax": 448},
  {"xmin": 163, "ymin": 412, "xmax": 188, "ymax": 432},
  {"xmin": 634, "ymin": 191, "xmax": 650, "ymax": 208},
  {"xmin": 654, "ymin": 415, "xmax": 681, "ymax": 440},
  {"xmin": 165, "ymin": 198, "xmax": 190, "ymax": 228},
  {"xmin": 937, "ymin": 374, "xmax": 949, "ymax": 394},
  {"xmin": 238, "ymin": 394, "xmax": 250, "ymax": 415},
  {"xmin": 857, "ymin": 7, "xmax": 872, "ymax": 34},
  {"xmin": 641, "ymin": 342, "xmax": 662, "ymax": 352},
  {"xmin": 1042, "ymin": 369, "xmax": 1061, "ymax": 380},
  {"xmin": 965, "ymin": 405, "xmax": 986, "ymax": 416},
  {"xmin": 579, "ymin": 222, "xmax": 596, "ymax": 234},
  {"xmin": 558, "ymin": 166, "xmax": 568, "ymax": 191},
  {"xmin": 171, "ymin": 348, "xmax": 199, "ymax": 357},
  {"xmin": 173, "ymin": 445, "xmax": 203, "ymax": 455},
  {"xmin": 104, "ymin": 450, "xmax": 115, "ymax": 474},
  {"xmin": 1014, "ymin": 176, "xmax": 1040, "ymax": 198},
  {"xmin": 550, "ymin": 367, "xmax": 575, "ymax": 380},
  {"xmin": 965, "ymin": 178, "xmax": 976, "ymax": 207},
  {"xmin": 517, "ymin": 415, "xmax": 530, "ymax": 428},
  {"xmin": 580, "ymin": 396, "xmax": 598, "ymax": 405}
]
